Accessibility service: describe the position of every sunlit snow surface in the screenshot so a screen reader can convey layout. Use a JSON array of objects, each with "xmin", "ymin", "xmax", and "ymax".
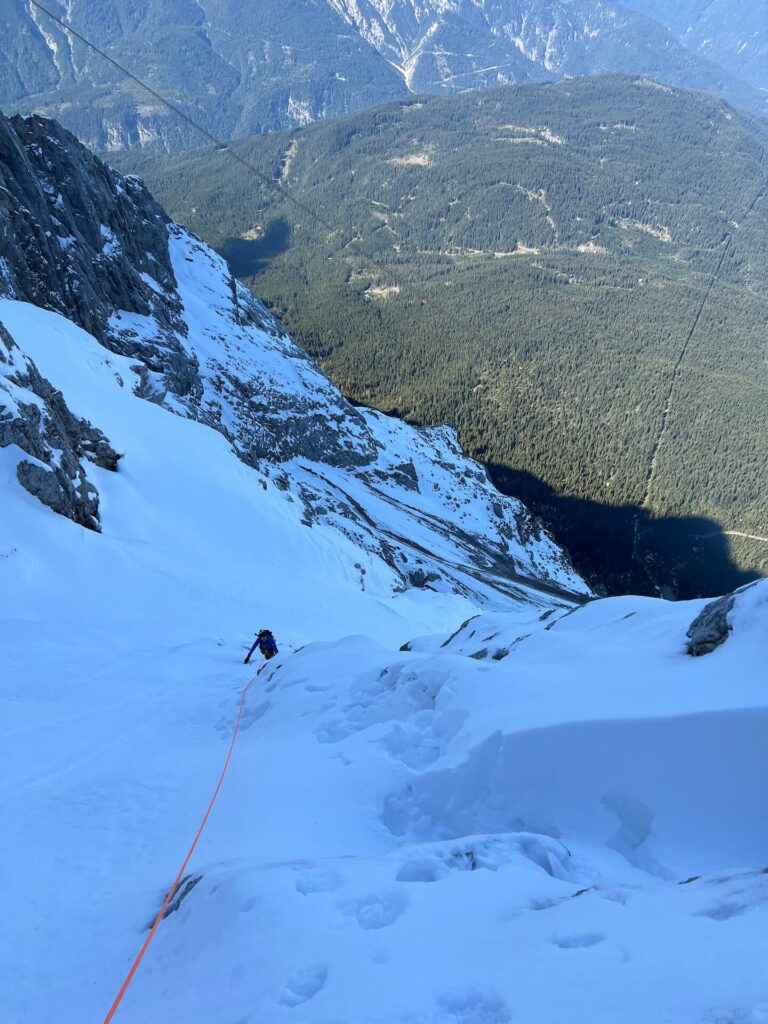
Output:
[{"xmin": 1, "ymin": 248, "xmax": 767, "ymax": 1022}]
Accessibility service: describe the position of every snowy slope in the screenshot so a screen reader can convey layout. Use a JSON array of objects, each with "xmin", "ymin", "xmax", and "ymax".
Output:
[
  {"xmin": 122, "ymin": 582, "xmax": 768, "ymax": 1024},
  {"xmin": 3, "ymin": 469, "xmax": 766, "ymax": 1024},
  {"xmin": 0, "ymin": 295, "xmax": 553, "ymax": 1021}
]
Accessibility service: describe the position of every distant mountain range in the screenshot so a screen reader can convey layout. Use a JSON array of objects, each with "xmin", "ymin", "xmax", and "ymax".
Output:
[
  {"xmin": 624, "ymin": 0, "xmax": 768, "ymax": 93},
  {"xmin": 0, "ymin": 0, "xmax": 765, "ymax": 153}
]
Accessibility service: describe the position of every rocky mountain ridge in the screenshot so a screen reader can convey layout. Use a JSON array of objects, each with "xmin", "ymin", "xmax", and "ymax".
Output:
[{"xmin": 0, "ymin": 0, "xmax": 764, "ymax": 153}]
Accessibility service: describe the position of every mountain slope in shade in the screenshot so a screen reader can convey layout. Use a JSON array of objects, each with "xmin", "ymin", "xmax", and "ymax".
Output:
[{"xmin": 0, "ymin": 0, "xmax": 765, "ymax": 154}]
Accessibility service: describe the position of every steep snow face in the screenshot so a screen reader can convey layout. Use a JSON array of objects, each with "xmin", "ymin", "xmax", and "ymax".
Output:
[
  {"xmin": 0, "ymin": 291, "xmax": 583, "ymax": 1023},
  {"xmin": 159, "ymin": 226, "xmax": 585, "ymax": 599}
]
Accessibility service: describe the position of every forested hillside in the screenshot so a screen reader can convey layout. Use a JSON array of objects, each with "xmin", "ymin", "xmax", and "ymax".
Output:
[{"xmin": 117, "ymin": 77, "xmax": 768, "ymax": 597}]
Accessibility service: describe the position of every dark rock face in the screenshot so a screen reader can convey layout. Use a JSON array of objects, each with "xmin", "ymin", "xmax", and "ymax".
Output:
[
  {"xmin": 407, "ymin": 568, "xmax": 440, "ymax": 589},
  {"xmin": 372, "ymin": 462, "xmax": 420, "ymax": 492},
  {"xmin": 686, "ymin": 594, "xmax": 735, "ymax": 656},
  {"xmin": 0, "ymin": 323, "xmax": 120, "ymax": 530},
  {"xmin": 0, "ymin": 114, "xmax": 213, "ymax": 437},
  {"xmin": 685, "ymin": 580, "xmax": 761, "ymax": 656},
  {"xmin": 0, "ymin": 114, "xmax": 179, "ymax": 339}
]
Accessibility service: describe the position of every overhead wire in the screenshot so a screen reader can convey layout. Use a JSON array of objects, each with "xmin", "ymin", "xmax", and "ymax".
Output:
[{"xmin": 26, "ymin": 0, "xmax": 432, "ymax": 310}]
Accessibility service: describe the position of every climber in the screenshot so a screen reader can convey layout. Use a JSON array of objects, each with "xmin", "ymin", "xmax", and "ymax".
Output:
[{"xmin": 244, "ymin": 628, "xmax": 278, "ymax": 665}]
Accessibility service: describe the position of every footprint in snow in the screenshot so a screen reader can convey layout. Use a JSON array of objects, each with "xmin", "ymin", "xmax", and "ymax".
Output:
[
  {"xmin": 550, "ymin": 931, "xmax": 605, "ymax": 949},
  {"xmin": 396, "ymin": 856, "xmax": 449, "ymax": 883},
  {"xmin": 240, "ymin": 701, "xmax": 270, "ymax": 730},
  {"xmin": 278, "ymin": 963, "xmax": 328, "ymax": 1007},
  {"xmin": 341, "ymin": 889, "xmax": 409, "ymax": 930},
  {"xmin": 295, "ymin": 867, "xmax": 343, "ymax": 895},
  {"xmin": 434, "ymin": 987, "xmax": 512, "ymax": 1023},
  {"xmin": 695, "ymin": 900, "xmax": 751, "ymax": 921}
]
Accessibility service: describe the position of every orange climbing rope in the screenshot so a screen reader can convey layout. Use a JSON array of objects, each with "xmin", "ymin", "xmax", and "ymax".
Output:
[{"xmin": 102, "ymin": 661, "xmax": 267, "ymax": 1023}]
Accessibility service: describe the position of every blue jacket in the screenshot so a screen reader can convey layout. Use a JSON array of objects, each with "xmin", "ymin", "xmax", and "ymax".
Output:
[
  {"xmin": 245, "ymin": 631, "xmax": 278, "ymax": 663},
  {"xmin": 258, "ymin": 633, "xmax": 278, "ymax": 657}
]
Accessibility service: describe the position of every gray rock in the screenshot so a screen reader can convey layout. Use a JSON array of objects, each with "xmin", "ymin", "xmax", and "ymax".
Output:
[
  {"xmin": 0, "ymin": 321, "xmax": 120, "ymax": 530},
  {"xmin": 0, "ymin": 113, "xmax": 204, "ymax": 413},
  {"xmin": 407, "ymin": 568, "xmax": 440, "ymax": 589},
  {"xmin": 0, "ymin": 115, "xmax": 178, "ymax": 335},
  {"xmin": 686, "ymin": 594, "xmax": 735, "ymax": 656}
]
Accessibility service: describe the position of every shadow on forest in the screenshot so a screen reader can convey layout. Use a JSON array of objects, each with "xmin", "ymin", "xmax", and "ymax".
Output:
[
  {"xmin": 487, "ymin": 465, "xmax": 761, "ymax": 600},
  {"xmin": 217, "ymin": 218, "xmax": 291, "ymax": 277}
]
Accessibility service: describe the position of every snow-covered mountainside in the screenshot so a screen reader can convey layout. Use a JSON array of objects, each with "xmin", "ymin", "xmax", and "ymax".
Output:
[
  {"xmin": 0, "ymin": 112, "xmax": 583, "ymax": 604},
  {"xmin": 2, "ymin": 113, "xmax": 766, "ymax": 1023}
]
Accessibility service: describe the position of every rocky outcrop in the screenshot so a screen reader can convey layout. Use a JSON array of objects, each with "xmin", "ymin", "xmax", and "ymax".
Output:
[
  {"xmin": 0, "ymin": 323, "xmax": 120, "ymax": 530},
  {"xmin": 686, "ymin": 594, "xmax": 735, "ymax": 656},
  {"xmin": 685, "ymin": 580, "xmax": 762, "ymax": 657},
  {"xmin": 0, "ymin": 112, "xmax": 379, "ymax": 470},
  {"xmin": 0, "ymin": 114, "xmax": 179, "ymax": 337},
  {"xmin": 0, "ymin": 113, "xmax": 213, "ymax": 416}
]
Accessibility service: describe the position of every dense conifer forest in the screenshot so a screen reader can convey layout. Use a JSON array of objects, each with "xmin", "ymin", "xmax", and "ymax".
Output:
[{"xmin": 115, "ymin": 77, "xmax": 768, "ymax": 596}]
